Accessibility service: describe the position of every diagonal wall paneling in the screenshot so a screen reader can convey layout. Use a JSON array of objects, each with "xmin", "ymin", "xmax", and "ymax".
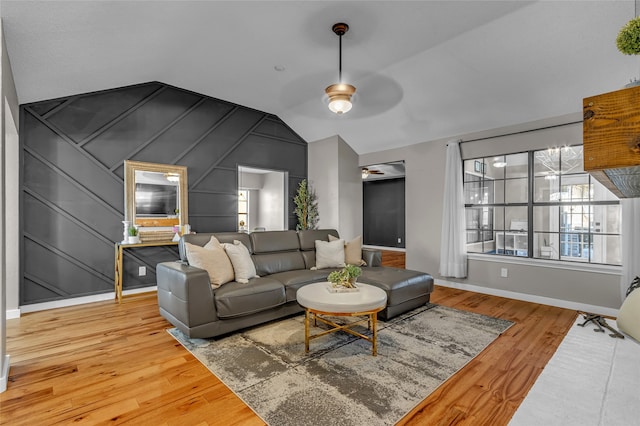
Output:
[{"xmin": 20, "ymin": 82, "xmax": 308, "ymax": 305}]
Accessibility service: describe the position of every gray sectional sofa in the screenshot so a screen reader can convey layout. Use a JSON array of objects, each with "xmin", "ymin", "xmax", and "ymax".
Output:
[{"xmin": 156, "ymin": 229, "xmax": 434, "ymax": 338}]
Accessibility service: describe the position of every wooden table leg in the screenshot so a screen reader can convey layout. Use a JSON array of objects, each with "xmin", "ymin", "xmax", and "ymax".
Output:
[
  {"xmin": 114, "ymin": 243, "xmax": 124, "ymax": 304},
  {"xmin": 372, "ymin": 312, "xmax": 378, "ymax": 356},
  {"xmin": 304, "ymin": 309, "xmax": 310, "ymax": 353}
]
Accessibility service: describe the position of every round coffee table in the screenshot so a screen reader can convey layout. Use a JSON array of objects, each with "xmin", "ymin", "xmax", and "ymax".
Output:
[{"xmin": 296, "ymin": 282, "xmax": 387, "ymax": 356}]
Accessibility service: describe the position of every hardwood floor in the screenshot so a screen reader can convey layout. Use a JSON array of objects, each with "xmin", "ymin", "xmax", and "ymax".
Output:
[{"xmin": 1, "ymin": 287, "xmax": 576, "ymax": 425}]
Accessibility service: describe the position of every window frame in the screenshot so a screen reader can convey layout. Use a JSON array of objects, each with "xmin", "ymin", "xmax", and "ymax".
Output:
[{"xmin": 464, "ymin": 145, "xmax": 621, "ymax": 266}]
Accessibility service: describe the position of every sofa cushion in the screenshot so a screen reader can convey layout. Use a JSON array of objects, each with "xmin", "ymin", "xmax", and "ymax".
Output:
[
  {"xmin": 359, "ymin": 267, "xmax": 434, "ymax": 307},
  {"xmin": 223, "ymin": 240, "xmax": 258, "ymax": 284},
  {"xmin": 251, "ymin": 230, "xmax": 300, "ymax": 253},
  {"xmin": 329, "ymin": 234, "xmax": 366, "ymax": 266},
  {"xmin": 214, "ymin": 278, "xmax": 286, "ymax": 319},
  {"xmin": 314, "ymin": 239, "xmax": 346, "ymax": 269},
  {"xmin": 180, "ymin": 232, "xmax": 252, "ymax": 261},
  {"xmin": 297, "ymin": 229, "xmax": 340, "ymax": 251},
  {"xmin": 184, "ymin": 236, "xmax": 234, "ymax": 288},
  {"xmin": 269, "ymin": 269, "xmax": 337, "ymax": 301},
  {"xmin": 253, "ymin": 252, "xmax": 306, "ymax": 277}
]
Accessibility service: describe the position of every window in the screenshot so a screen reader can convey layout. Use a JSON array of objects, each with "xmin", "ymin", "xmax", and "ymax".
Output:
[{"xmin": 464, "ymin": 146, "xmax": 621, "ymax": 265}]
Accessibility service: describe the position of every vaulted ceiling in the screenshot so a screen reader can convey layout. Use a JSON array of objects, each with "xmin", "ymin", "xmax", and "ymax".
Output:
[{"xmin": 1, "ymin": 1, "xmax": 637, "ymax": 154}]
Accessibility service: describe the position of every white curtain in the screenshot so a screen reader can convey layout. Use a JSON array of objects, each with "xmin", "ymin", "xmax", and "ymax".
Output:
[
  {"xmin": 439, "ymin": 140, "xmax": 467, "ymax": 278},
  {"xmin": 620, "ymin": 198, "xmax": 640, "ymax": 302}
]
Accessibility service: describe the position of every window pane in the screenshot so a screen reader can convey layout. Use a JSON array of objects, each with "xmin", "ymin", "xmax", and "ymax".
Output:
[
  {"xmin": 592, "ymin": 234, "xmax": 621, "ymax": 265},
  {"xmin": 463, "ymin": 166, "xmax": 481, "ymax": 182},
  {"xmin": 487, "ymin": 157, "xmax": 505, "ymax": 179},
  {"xmin": 494, "ymin": 207, "xmax": 506, "ymax": 230},
  {"xmin": 561, "ymin": 204, "xmax": 591, "ymax": 232},
  {"xmin": 533, "ymin": 206, "xmax": 559, "ymax": 232},
  {"xmin": 505, "ymin": 178, "xmax": 528, "ymax": 203},
  {"xmin": 505, "ymin": 206, "xmax": 528, "ymax": 230},
  {"xmin": 464, "ymin": 181, "xmax": 481, "ymax": 204},
  {"xmin": 534, "ymin": 175, "xmax": 560, "ymax": 202},
  {"xmin": 560, "ymin": 174, "xmax": 590, "ymax": 201},
  {"xmin": 559, "ymin": 233, "xmax": 590, "ymax": 261},
  {"xmin": 534, "ymin": 148, "xmax": 560, "ymax": 176},
  {"xmin": 495, "ymin": 230, "xmax": 528, "ymax": 256},
  {"xmin": 493, "ymin": 179, "xmax": 505, "ymax": 204},
  {"xmin": 533, "ymin": 232, "xmax": 560, "ymax": 259},
  {"xmin": 561, "ymin": 146, "xmax": 584, "ymax": 174},
  {"xmin": 505, "ymin": 153, "xmax": 528, "ymax": 178},
  {"xmin": 591, "ymin": 204, "xmax": 621, "ymax": 234},
  {"xmin": 592, "ymin": 176, "xmax": 619, "ymax": 201}
]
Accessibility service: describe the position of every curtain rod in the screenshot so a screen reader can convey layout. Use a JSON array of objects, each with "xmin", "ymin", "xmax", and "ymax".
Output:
[{"xmin": 457, "ymin": 120, "xmax": 583, "ymax": 145}]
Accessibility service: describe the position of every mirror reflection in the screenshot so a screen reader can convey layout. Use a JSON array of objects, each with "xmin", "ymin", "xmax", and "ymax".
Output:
[
  {"xmin": 124, "ymin": 160, "xmax": 188, "ymax": 228},
  {"xmin": 238, "ymin": 165, "xmax": 288, "ymax": 232}
]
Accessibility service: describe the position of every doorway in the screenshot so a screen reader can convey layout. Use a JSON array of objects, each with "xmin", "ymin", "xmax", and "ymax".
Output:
[
  {"xmin": 362, "ymin": 161, "xmax": 406, "ymax": 248},
  {"xmin": 238, "ymin": 166, "xmax": 288, "ymax": 232}
]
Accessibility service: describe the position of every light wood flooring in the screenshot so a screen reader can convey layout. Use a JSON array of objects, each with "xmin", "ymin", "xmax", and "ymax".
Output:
[{"xmin": 1, "ymin": 286, "xmax": 576, "ymax": 425}]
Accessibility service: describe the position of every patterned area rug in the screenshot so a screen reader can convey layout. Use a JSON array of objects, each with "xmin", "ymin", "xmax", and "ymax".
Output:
[{"xmin": 168, "ymin": 304, "xmax": 513, "ymax": 426}]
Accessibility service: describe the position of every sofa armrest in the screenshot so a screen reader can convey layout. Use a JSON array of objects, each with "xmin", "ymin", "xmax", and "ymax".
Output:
[
  {"xmin": 362, "ymin": 248, "xmax": 382, "ymax": 267},
  {"xmin": 156, "ymin": 261, "xmax": 218, "ymax": 328}
]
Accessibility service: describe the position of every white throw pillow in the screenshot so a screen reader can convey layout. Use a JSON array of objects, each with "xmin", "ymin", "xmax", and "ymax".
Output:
[
  {"xmin": 329, "ymin": 234, "xmax": 366, "ymax": 266},
  {"xmin": 617, "ymin": 288, "xmax": 640, "ymax": 342},
  {"xmin": 184, "ymin": 236, "xmax": 234, "ymax": 288},
  {"xmin": 314, "ymin": 239, "xmax": 346, "ymax": 269},
  {"xmin": 223, "ymin": 240, "xmax": 258, "ymax": 284}
]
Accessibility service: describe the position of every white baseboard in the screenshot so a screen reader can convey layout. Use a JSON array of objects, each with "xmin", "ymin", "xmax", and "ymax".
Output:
[
  {"xmin": 436, "ymin": 279, "xmax": 619, "ymax": 318},
  {"xmin": 0, "ymin": 354, "xmax": 10, "ymax": 393},
  {"xmin": 16, "ymin": 286, "xmax": 158, "ymax": 315},
  {"xmin": 6, "ymin": 309, "xmax": 20, "ymax": 320}
]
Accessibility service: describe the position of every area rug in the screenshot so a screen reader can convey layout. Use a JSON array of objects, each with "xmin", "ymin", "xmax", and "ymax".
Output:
[
  {"xmin": 168, "ymin": 304, "xmax": 513, "ymax": 426},
  {"xmin": 509, "ymin": 315, "xmax": 640, "ymax": 426}
]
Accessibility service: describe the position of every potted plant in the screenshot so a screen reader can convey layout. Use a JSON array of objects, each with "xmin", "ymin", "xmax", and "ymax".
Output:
[
  {"xmin": 328, "ymin": 264, "xmax": 362, "ymax": 290},
  {"xmin": 127, "ymin": 226, "xmax": 140, "ymax": 244}
]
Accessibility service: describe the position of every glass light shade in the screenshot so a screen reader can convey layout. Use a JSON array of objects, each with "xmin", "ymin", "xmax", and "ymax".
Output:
[{"xmin": 325, "ymin": 83, "xmax": 356, "ymax": 114}]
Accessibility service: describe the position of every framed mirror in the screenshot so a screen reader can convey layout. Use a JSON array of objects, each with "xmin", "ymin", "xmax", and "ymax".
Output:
[{"xmin": 124, "ymin": 160, "xmax": 188, "ymax": 227}]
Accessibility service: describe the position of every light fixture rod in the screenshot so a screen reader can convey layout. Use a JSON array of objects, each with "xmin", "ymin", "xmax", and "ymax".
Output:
[{"xmin": 339, "ymin": 33, "xmax": 343, "ymax": 82}]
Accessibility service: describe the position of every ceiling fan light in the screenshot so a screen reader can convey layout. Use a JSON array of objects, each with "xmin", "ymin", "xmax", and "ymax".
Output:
[{"xmin": 326, "ymin": 83, "xmax": 356, "ymax": 114}]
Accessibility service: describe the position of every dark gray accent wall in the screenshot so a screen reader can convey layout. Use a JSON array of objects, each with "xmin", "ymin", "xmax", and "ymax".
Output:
[
  {"xmin": 363, "ymin": 178, "xmax": 406, "ymax": 248},
  {"xmin": 20, "ymin": 82, "xmax": 307, "ymax": 305}
]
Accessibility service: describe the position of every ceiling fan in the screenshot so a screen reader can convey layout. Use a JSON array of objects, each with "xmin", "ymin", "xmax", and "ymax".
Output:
[{"xmin": 361, "ymin": 167, "xmax": 385, "ymax": 179}]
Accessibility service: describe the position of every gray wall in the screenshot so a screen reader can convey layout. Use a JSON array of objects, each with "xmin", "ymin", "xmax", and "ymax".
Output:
[
  {"xmin": 359, "ymin": 113, "xmax": 622, "ymax": 313},
  {"xmin": 19, "ymin": 82, "xmax": 307, "ymax": 305},
  {"xmin": 308, "ymin": 135, "xmax": 362, "ymax": 240}
]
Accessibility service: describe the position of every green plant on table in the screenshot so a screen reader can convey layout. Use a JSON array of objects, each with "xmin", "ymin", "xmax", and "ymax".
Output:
[
  {"xmin": 128, "ymin": 226, "xmax": 138, "ymax": 237},
  {"xmin": 328, "ymin": 264, "xmax": 362, "ymax": 288}
]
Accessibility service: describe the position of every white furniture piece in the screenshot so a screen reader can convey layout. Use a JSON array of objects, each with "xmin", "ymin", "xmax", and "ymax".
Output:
[{"xmin": 296, "ymin": 282, "xmax": 387, "ymax": 356}]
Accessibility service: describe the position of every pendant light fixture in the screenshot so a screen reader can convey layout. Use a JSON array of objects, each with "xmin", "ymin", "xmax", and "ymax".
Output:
[{"xmin": 325, "ymin": 23, "xmax": 356, "ymax": 114}]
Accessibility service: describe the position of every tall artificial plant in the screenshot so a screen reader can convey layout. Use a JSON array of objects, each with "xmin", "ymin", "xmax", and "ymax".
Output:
[{"xmin": 293, "ymin": 179, "xmax": 319, "ymax": 230}]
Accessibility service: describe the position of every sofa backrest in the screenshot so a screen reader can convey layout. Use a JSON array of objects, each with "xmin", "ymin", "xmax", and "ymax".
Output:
[
  {"xmin": 250, "ymin": 230, "xmax": 305, "ymax": 276},
  {"xmin": 297, "ymin": 229, "xmax": 340, "ymax": 269},
  {"xmin": 179, "ymin": 228, "xmax": 341, "ymax": 273},
  {"xmin": 179, "ymin": 232, "xmax": 251, "ymax": 262}
]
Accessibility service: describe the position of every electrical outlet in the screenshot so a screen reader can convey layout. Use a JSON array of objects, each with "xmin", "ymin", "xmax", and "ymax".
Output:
[
  {"xmin": 138, "ymin": 266, "xmax": 147, "ymax": 276},
  {"xmin": 398, "ymin": 237, "xmax": 402, "ymax": 244},
  {"xmin": 500, "ymin": 268, "xmax": 508, "ymax": 278}
]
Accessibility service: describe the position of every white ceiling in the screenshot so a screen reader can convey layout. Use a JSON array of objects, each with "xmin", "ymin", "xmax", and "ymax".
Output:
[{"xmin": 2, "ymin": 1, "xmax": 638, "ymax": 154}]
